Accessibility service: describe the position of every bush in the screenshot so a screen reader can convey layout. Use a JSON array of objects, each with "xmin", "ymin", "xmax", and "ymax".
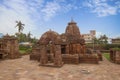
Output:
[
  {"xmin": 19, "ymin": 45, "xmax": 31, "ymax": 50},
  {"xmin": 19, "ymin": 45, "xmax": 32, "ymax": 54},
  {"xmin": 103, "ymin": 44, "xmax": 120, "ymax": 50},
  {"xmin": 86, "ymin": 44, "xmax": 120, "ymax": 50},
  {"xmin": 111, "ymin": 47, "xmax": 120, "ymax": 51}
]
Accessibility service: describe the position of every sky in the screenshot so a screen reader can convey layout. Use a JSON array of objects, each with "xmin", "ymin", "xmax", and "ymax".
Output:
[{"xmin": 0, "ymin": 0, "xmax": 120, "ymax": 39}]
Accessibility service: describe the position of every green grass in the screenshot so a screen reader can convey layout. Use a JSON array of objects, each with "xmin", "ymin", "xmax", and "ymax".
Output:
[
  {"xmin": 19, "ymin": 45, "xmax": 32, "ymax": 55},
  {"xmin": 103, "ymin": 53, "xmax": 110, "ymax": 60},
  {"xmin": 19, "ymin": 50, "xmax": 27, "ymax": 54},
  {"xmin": 19, "ymin": 49, "xmax": 31, "ymax": 55}
]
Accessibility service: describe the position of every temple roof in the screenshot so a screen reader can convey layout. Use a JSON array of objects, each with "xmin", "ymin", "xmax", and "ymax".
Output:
[
  {"xmin": 39, "ymin": 30, "xmax": 62, "ymax": 45},
  {"xmin": 65, "ymin": 20, "xmax": 81, "ymax": 38}
]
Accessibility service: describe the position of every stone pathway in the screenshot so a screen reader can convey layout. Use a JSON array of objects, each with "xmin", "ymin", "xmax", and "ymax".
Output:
[{"xmin": 0, "ymin": 55, "xmax": 120, "ymax": 80}]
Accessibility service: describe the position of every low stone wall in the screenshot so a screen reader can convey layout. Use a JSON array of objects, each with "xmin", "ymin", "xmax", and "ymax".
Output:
[
  {"xmin": 97, "ymin": 53, "xmax": 103, "ymax": 61},
  {"xmin": 96, "ymin": 50, "xmax": 103, "ymax": 61},
  {"xmin": 30, "ymin": 53, "xmax": 99, "ymax": 64},
  {"xmin": 62, "ymin": 54, "xmax": 79, "ymax": 64},
  {"xmin": 30, "ymin": 53, "xmax": 40, "ymax": 61},
  {"xmin": 79, "ymin": 54, "xmax": 99, "ymax": 64}
]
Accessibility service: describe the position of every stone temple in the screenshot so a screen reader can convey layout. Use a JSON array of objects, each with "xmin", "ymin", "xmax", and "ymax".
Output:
[
  {"xmin": 0, "ymin": 34, "xmax": 20, "ymax": 59},
  {"xmin": 30, "ymin": 20, "xmax": 101, "ymax": 67}
]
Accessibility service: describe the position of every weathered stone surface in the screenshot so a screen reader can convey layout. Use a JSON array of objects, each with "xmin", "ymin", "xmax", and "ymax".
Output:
[
  {"xmin": 0, "ymin": 34, "xmax": 20, "ymax": 59},
  {"xmin": 30, "ymin": 20, "xmax": 99, "ymax": 66},
  {"xmin": 79, "ymin": 54, "xmax": 98, "ymax": 64},
  {"xmin": 0, "ymin": 55, "xmax": 120, "ymax": 80},
  {"xmin": 40, "ymin": 46, "xmax": 48, "ymax": 65},
  {"xmin": 54, "ymin": 45, "xmax": 63, "ymax": 67},
  {"xmin": 97, "ymin": 50, "xmax": 103, "ymax": 61},
  {"xmin": 110, "ymin": 49, "xmax": 120, "ymax": 64},
  {"xmin": 62, "ymin": 54, "xmax": 79, "ymax": 64}
]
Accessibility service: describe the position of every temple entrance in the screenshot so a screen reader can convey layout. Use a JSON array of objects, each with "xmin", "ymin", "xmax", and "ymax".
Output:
[
  {"xmin": 61, "ymin": 45, "xmax": 66, "ymax": 54},
  {"xmin": 46, "ymin": 45, "xmax": 54, "ymax": 63},
  {"xmin": 40, "ymin": 45, "xmax": 63, "ymax": 67},
  {"xmin": 0, "ymin": 53, "xmax": 3, "ymax": 59}
]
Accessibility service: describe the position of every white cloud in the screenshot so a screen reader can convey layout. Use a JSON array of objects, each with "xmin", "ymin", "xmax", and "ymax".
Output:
[
  {"xmin": 40, "ymin": 0, "xmax": 77, "ymax": 21},
  {"xmin": 0, "ymin": 0, "xmax": 76, "ymax": 37},
  {"xmin": 92, "ymin": 4, "xmax": 117, "ymax": 17},
  {"xmin": 96, "ymin": 32, "xmax": 104, "ymax": 38},
  {"xmin": 41, "ymin": 2, "xmax": 61, "ymax": 21},
  {"xmin": 83, "ymin": 0, "xmax": 120, "ymax": 17},
  {"xmin": 0, "ymin": 0, "xmax": 43, "ymax": 36}
]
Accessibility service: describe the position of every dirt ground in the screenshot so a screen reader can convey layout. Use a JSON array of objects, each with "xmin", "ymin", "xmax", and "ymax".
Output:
[{"xmin": 0, "ymin": 55, "xmax": 120, "ymax": 80}]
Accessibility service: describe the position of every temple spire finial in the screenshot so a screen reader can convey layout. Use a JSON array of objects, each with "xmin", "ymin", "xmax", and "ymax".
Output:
[
  {"xmin": 71, "ymin": 17, "xmax": 74, "ymax": 22},
  {"xmin": 49, "ymin": 29, "xmax": 52, "ymax": 31}
]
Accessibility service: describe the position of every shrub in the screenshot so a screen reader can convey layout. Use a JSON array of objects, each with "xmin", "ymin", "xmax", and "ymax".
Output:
[
  {"xmin": 111, "ymin": 47, "xmax": 120, "ymax": 51},
  {"xmin": 19, "ymin": 45, "xmax": 32, "ymax": 54}
]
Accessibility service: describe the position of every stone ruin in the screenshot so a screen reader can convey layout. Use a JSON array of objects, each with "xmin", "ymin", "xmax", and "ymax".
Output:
[
  {"xmin": 30, "ymin": 20, "xmax": 102, "ymax": 67},
  {"xmin": 110, "ymin": 49, "xmax": 120, "ymax": 64},
  {"xmin": 0, "ymin": 34, "xmax": 20, "ymax": 59}
]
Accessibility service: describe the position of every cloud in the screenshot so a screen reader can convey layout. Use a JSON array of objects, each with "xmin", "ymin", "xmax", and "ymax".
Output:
[
  {"xmin": 92, "ymin": 4, "xmax": 117, "ymax": 17},
  {"xmin": 0, "ymin": 0, "xmax": 77, "ymax": 37},
  {"xmin": 0, "ymin": 0, "xmax": 43, "ymax": 36},
  {"xmin": 83, "ymin": 0, "xmax": 120, "ymax": 17},
  {"xmin": 41, "ymin": 0, "xmax": 78, "ymax": 21},
  {"xmin": 96, "ymin": 31, "xmax": 104, "ymax": 38},
  {"xmin": 1, "ymin": 0, "xmax": 119, "ymax": 38},
  {"xmin": 41, "ymin": 2, "xmax": 61, "ymax": 21}
]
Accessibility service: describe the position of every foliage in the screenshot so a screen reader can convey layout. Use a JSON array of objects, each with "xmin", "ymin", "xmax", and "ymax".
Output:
[
  {"xmin": 111, "ymin": 47, "xmax": 120, "ymax": 51},
  {"xmin": 15, "ymin": 21, "xmax": 25, "ymax": 33},
  {"xmin": 99, "ymin": 35, "xmax": 108, "ymax": 44},
  {"xmin": 103, "ymin": 44, "xmax": 120, "ymax": 50},
  {"xmin": 15, "ymin": 20, "xmax": 38, "ymax": 43},
  {"xmin": 15, "ymin": 32, "xmax": 38, "ymax": 43},
  {"xmin": 93, "ymin": 34, "xmax": 108, "ymax": 44},
  {"xmin": 86, "ymin": 44, "xmax": 120, "ymax": 50},
  {"xmin": 87, "ymin": 34, "xmax": 120, "ymax": 50},
  {"xmin": 103, "ymin": 53, "xmax": 110, "ymax": 60},
  {"xmin": 19, "ymin": 45, "xmax": 32, "ymax": 54}
]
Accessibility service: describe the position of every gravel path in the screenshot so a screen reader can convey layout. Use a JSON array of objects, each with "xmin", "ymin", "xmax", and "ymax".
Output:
[{"xmin": 0, "ymin": 55, "xmax": 120, "ymax": 80}]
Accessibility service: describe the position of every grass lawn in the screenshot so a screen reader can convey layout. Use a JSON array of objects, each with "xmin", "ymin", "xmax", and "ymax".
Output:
[
  {"xmin": 19, "ymin": 49, "xmax": 32, "ymax": 55},
  {"xmin": 103, "ymin": 53, "xmax": 110, "ymax": 61},
  {"xmin": 19, "ymin": 50, "xmax": 27, "ymax": 54}
]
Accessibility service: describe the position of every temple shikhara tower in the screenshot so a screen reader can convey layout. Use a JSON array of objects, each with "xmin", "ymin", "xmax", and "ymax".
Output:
[{"xmin": 30, "ymin": 20, "xmax": 101, "ymax": 67}]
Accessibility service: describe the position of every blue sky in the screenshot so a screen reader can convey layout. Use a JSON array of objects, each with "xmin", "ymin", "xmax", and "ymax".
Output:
[{"xmin": 0, "ymin": 0, "xmax": 120, "ymax": 38}]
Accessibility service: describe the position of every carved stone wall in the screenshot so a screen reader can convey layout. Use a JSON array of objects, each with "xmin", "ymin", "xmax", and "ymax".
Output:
[
  {"xmin": 30, "ymin": 20, "xmax": 99, "ymax": 67},
  {"xmin": 0, "ymin": 35, "xmax": 20, "ymax": 59},
  {"xmin": 110, "ymin": 49, "xmax": 120, "ymax": 64}
]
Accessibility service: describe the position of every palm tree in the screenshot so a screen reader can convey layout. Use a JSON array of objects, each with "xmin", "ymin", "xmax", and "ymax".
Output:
[{"xmin": 15, "ymin": 21, "xmax": 25, "ymax": 33}]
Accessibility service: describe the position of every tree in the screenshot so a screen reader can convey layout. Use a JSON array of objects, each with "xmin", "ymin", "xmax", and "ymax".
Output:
[
  {"xmin": 15, "ymin": 21, "xmax": 25, "ymax": 33},
  {"xmin": 93, "ymin": 37, "xmax": 99, "ymax": 44},
  {"xmin": 99, "ymin": 34, "xmax": 108, "ymax": 44},
  {"xmin": 27, "ymin": 31, "xmax": 32, "ymax": 42}
]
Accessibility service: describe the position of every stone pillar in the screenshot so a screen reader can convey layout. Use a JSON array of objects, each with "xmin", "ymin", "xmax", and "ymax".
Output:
[
  {"xmin": 66, "ymin": 45, "xmax": 69, "ymax": 54},
  {"xmin": 69, "ymin": 44, "xmax": 73, "ymax": 54},
  {"xmin": 81, "ymin": 45, "xmax": 86, "ymax": 54},
  {"xmin": 54, "ymin": 45, "xmax": 63, "ymax": 67},
  {"xmin": 76, "ymin": 44, "xmax": 80, "ymax": 54},
  {"xmin": 115, "ymin": 51, "xmax": 120, "ymax": 63},
  {"xmin": 40, "ymin": 46, "xmax": 48, "ymax": 65}
]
